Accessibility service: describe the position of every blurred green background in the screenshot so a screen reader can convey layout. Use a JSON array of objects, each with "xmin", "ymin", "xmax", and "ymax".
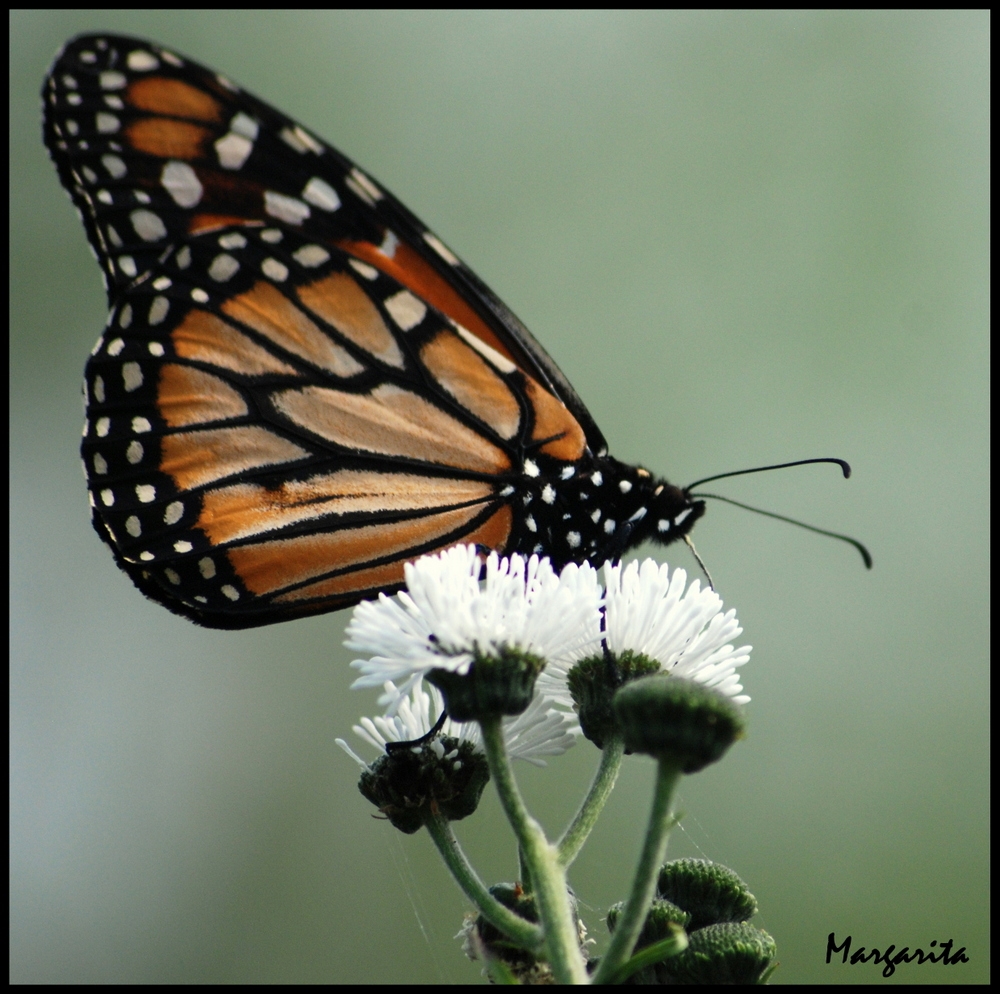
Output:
[{"xmin": 11, "ymin": 10, "xmax": 988, "ymax": 984}]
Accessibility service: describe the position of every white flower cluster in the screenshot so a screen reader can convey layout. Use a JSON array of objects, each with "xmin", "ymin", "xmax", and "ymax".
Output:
[
  {"xmin": 335, "ymin": 679, "xmax": 579, "ymax": 769},
  {"xmin": 341, "ymin": 546, "xmax": 751, "ymax": 766}
]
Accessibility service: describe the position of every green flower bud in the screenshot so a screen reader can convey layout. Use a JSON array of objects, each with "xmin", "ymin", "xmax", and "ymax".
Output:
[
  {"xmin": 567, "ymin": 650, "xmax": 661, "ymax": 748},
  {"xmin": 659, "ymin": 922, "xmax": 777, "ymax": 985},
  {"xmin": 427, "ymin": 644, "xmax": 546, "ymax": 722},
  {"xmin": 607, "ymin": 896, "xmax": 691, "ymax": 942},
  {"xmin": 466, "ymin": 883, "xmax": 585, "ymax": 984},
  {"xmin": 657, "ymin": 858, "xmax": 758, "ymax": 930},
  {"xmin": 612, "ymin": 674, "xmax": 745, "ymax": 772},
  {"xmin": 358, "ymin": 735, "xmax": 489, "ymax": 833}
]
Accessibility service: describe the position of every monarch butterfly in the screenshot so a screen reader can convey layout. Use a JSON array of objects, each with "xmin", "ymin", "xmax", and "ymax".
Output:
[{"xmin": 42, "ymin": 33, "xmax": 707, "ymax": 630}]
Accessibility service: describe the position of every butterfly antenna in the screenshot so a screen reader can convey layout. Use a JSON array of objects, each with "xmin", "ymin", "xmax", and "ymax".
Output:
[
  {"xmin": 686, "ymin": 457, "xmax": 851, "ymax": 491},
  {"xmin": 691, "ymin": 492, "xmax": 873, "ymax": 568},
  {"xmin": 683, "ymin": 534, "xmax": 715, "ymax": 590}
]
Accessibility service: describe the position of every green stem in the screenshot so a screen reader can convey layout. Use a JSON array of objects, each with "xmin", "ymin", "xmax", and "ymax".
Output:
[
  {"xmin": 591, "ymin": 759, "xmax": 681, "ymax": 985},
  {"xmin": 423, "ymin": 808, "xmax": 543, "ymax": 952},
  {"xmin": 479, "ymin": 715, "xmax": 589, "ymax": 984},
  {"xmin": 557, "ymin": 733, "xmax": 625, "ymax": 868},
  {"xmin": 606, "ymin": 928, "xmax": 688, "ymax": 984}
]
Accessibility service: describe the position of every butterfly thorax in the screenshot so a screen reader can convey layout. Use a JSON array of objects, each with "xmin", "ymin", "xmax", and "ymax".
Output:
[{"xmin": 505, "ymin": 454, "xmax": 705, "ymax": 569}]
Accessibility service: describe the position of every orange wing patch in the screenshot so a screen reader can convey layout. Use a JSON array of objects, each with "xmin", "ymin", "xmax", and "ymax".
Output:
[
  {"xmin": 198, "ymin": 470, "xmax": 494, "ymax": 545},
  {"xmin": 420, "ymin": 330, "xmax": 521, "ymax": 440},
  {"xmin": 223, "ymin": 281, "xmax": 365, "ymax": 377},
  {"xmin": 339, "ymin": 238, "xmax": 517, "ymax": 364},
  {"xmin": 271, "ymin": 383, "xmax": 511, "ymax": 473},
  {"xmin": 127, "ymin": 76, "xmax": 224, "ymax": 123},
  {"xmin": 125, "ymin": 118, "xmax": 213, "ymax": 160},
  {"xmin": 232, "ymin": 502, "xmax": 492, "ymax": 597},
  {"xmin": 157, "ymin": 363, "xmax": 247, "ymax": 427},
  {"xmin": 524, "ymin": 378, "xmax": 586, "ymax": 462},
  {"xmin": 296, "ymin": 271, "xmax": 404, "ymax": 368},
  {"xmin": 159, "ymin": 425, "xmax": 310, "ymax": 491},
  {"xmin": 171, "ymin": 309, "xmax": 301, "ymax": 377},
  {"xmin": 269, "ymin": 503, "xmax": 513, "ymax": 604}
]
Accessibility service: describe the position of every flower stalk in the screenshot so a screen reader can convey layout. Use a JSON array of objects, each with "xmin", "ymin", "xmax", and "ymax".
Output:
[
  {"xmin": 591, "ymin": 759, "xmax": 682, "ymax": 984},
  {"xmin": 557, "ymin": 732, "xmax": 625, "ymax": 868},
  {"xmin": 423, "ymin": 807, "xmax": 543, "ymax": 952}
]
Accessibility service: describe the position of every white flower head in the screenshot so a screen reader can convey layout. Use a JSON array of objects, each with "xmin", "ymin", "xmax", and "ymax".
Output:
[
  {"xmin": 603, "ymin": 559, "xmax": 751, "ymax": 704},
  {"xmin": 336, "ymin": 678, "xmax": 579, "ymax": 769},
  {"xmin": 346, "ymin": 544, "xmax": 603, "ymax": 700}
]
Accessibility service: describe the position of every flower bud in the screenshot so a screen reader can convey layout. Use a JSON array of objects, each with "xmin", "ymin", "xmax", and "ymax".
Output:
[
  {"xmin": 427, "ymin": 645, "xmax": 546, "ymax": 722},
  {"xmin": 612, "ymin": 674, "xmax": 745, "ymax": 772},
  {"xmin": 358, "ymin": 735, "xmax": 489, "ymax": 833},
  {"xmin": 657, "ymin": 858, "xmax": 758, "ymax": 930},
  {"xmin": 659, "ymin": 922, "xmax": 777, "ymax": 985},
  {"xmin": 567, "ymin": 649, "xmax": 661, "ymax": 748},
  {"xmin": 464, "ymin": 883, "xmax": 585, "ymax": 983}
]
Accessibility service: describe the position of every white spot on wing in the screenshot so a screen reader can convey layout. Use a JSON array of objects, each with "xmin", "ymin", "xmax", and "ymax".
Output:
[
  {"xmin": 302, "ymin": 177, "xmax": 341, "ymax": 212},
  {"xmin": 102, "ymin": 154, "xmax": 126, "ymax": 178},
  {"xmin": 293, "ymin": 245, "xmax": 330, "ymax": 268},
  {"xmin": 346, "ymin": 168, "xmax": 383, "ymax": 205},
  {"xmin": 122, "ymin": 362, "xmax": 143, "ymax": 392},
  {"xmin": 264, "ymin": 191, "xmax": 310, "ymax": 225},
  {"xmin": 99, "ymin": 71, "xmax": 126, "ymax": 91},
  {"xmin": 423, "ymin": 232, "xmax": 459, "ymax": 265},
  {"xmin": 127, "ymin": 50, "xmax": 159, "ymax": 72},
  {"xmin": 208, "ymin": 254, "xmax": 240, "ymax": 282},
  {"xmin": 348, "ymin": 259, "xmax": 378, "ymax": 280},
  {"xmin": 454, "ymin": 325, "xmax": 516, "ymax": 373},
  {"xmin": 261, "ymin": 258, "xmax": 289, "ymax": 281},
  {"xmin": 161, "ymin": 161, "xmax": 203, "ymax": 207},
  {"xmin": 215, "ymin": 132, "xmax": 253, "ymax": 169},
  {"xmin": 384, "ymin": 291, "xmax": 426, "ymax": 331},
  {"xmin": 148, "ymin": 296, "xmax": 169, "ymax": 325}
]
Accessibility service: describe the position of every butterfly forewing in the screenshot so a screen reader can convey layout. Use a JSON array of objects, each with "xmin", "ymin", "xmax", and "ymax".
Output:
[{"xmin": 44, "ymin": 33, "xmax": 703, "ymax": 628}]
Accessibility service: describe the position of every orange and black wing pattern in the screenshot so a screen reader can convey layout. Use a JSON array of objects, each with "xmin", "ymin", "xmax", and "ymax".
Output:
[{"xmin": 42, "ymin": 34, "xmax": 703, "ymax": 628}]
